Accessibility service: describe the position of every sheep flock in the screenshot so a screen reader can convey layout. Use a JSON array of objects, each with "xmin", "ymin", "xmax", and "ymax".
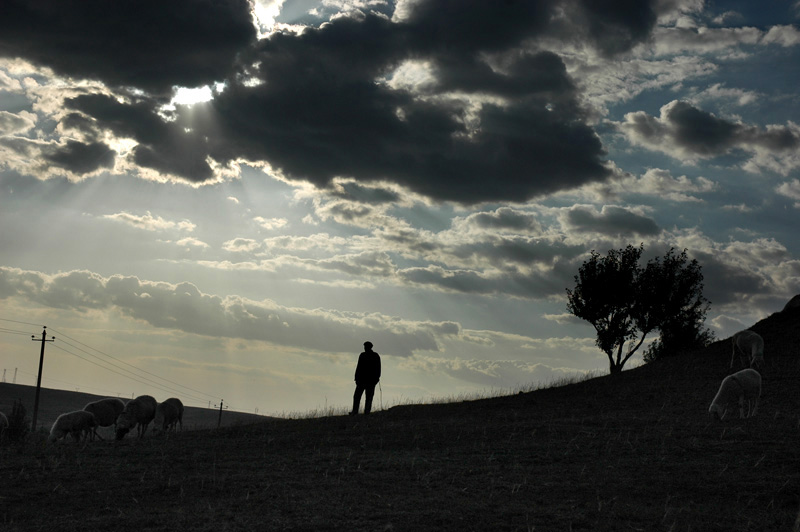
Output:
[
  {"xmin": 709, "ymin": 329, "xmax": 766, "ymax": 421},
  {"xmin": 42, "ymin": 395, "xmax": 186, "ymax": 444}
]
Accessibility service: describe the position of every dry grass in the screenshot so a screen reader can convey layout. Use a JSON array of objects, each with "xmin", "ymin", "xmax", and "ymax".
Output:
[{"xmin": 1, "ymin": 309, "xmax": 799, "ymax": 531}]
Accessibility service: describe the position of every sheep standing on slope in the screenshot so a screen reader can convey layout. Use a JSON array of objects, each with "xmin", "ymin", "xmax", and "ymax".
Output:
[
  {"xmin": 115, "ymin": 395, "xmax": 157, "ymax": 440},
  {"xmin": 49, "ymin": 410, "xmax": 98, "ymax": 443},
  {"xmin": 730, "ymin": 330, "xmax": 765, "ymax": 369},
  {"xmin": 152, "ymin": 398, "xmax": 184, "ymax": 434},
  {"xmin": 709, "ymin": 368, "xmax": 762, "ymax": 420},
  {"xmin": 83, "ymin": 398, "xmax": 125, "ymax": 440}
]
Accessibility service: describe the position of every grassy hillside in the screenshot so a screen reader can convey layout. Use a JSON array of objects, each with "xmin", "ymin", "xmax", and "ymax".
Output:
[{"xmin": 1, "ymin": 307, "xmax": 799, "ymax": 531}]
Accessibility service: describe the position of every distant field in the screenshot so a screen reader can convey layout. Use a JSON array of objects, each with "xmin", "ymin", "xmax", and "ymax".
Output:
[
  {"xmin": 1, "ymin": 308, "xmax": 799, "ymax": 531},
  {"xmin": 0, "ymin": 382, "xmax": 268, "ymax": 437}
]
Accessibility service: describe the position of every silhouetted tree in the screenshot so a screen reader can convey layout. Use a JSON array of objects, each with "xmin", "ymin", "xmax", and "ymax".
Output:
[{"xmin": 566, "ymin": 245, "xmax": 711, "ymax": 374}]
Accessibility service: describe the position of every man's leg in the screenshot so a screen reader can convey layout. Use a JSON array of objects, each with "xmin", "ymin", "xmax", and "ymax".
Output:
[
  {"xmin": 352, "ymin": 385, "xmax": 365, "ymax": 415},
  {"xmin": 364, "ymin": 384, "xmax": 376, "ymax": 414}
]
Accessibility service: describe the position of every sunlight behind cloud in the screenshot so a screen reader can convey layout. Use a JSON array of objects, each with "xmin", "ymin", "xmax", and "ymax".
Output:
[{"xmin": 171, "ymin": 86, "xmax": 215, "ymax": 106}]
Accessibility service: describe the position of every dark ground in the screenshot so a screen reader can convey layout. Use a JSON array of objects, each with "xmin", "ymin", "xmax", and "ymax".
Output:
[{"xmin": 1, "ymin": 308, "xmax": 799, "ymax": 531}]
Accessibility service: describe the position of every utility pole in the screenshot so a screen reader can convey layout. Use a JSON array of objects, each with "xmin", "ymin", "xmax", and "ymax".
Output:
[
  {"xmin": 13, "ymin": 367, "xmax": 17, "ymax": 384},
  {"xmin": 215, "ymin": 399, "xmax": 228, "ymax": 428},
  {"xmin": 31, "ymin": 326, "xmax": 55, "ymax": 432}
]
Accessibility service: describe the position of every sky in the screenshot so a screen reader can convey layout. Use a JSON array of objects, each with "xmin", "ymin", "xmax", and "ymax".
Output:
[{"xmin": 1, "ymin": 0, "xmax": 799, "ymax": 417}]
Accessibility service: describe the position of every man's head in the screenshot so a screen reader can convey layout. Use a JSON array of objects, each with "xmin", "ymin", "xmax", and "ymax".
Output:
[{"xmin": 364, "ymin": 341, "xmax": 373, "ymax": 350}]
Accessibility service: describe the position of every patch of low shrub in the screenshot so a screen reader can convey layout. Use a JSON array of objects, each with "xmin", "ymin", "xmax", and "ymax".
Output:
[{"xmin": 5, "ymin": 400, "xmax": 29, "ymax": 443}]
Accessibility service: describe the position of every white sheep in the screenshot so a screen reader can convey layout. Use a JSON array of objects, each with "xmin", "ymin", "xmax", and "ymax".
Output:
[
  {"xmin": 83, "ymin": 397, "xmax": 126, "ymax": 440},
  {"xmin": 115, "ymin": 395, "xmax": 157, "ymax": 440},
  {"xmin": 730, "ymin": 330, "xmax": 764, "ymax": 369},
  {"xmin": 152, "ymin": 397, "xmax": 184, "ymax": 434},
  {"xmin": 49, "ymin": 410, "xmax": 98, "ymax": 443},
  {"xmin": 709, "ymin": 368, "xmax": 762, "ymax": 420}
]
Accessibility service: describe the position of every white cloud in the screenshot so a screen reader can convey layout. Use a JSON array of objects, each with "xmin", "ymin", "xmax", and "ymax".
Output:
[
  {"xmin": 254, "ymin": 216, "xmax": 288, "ymax": 230},
  {"xmin": 776, "ymin": 179, "xmax": 800, "ymax": 203},
  {"xmin": 175, "ymin": 237, "xmax": 210, "ymax": 249},
  {"xmin": 262, "ymin": 234, "xmax": 352, "ymax": 253},
  {"xmin": 585, "ymin": 167, "xmax": 716, "ymax": 203},
  {"xmin": 761, "ymin": 25, "xmax": 800, "ymax": 47},
  {"xmin": 648, "ymin": 25, "xmax": 762, "ymax": 56},
  {"xmin": 0, "ymin": 68, "xmax": 22, "ymax": 91},
  {"xmin": 0, "ymin": 266, "xmax": 450, "ymax": 358},
  {"xmin": 222, "ymin": 238, "xmax": 261, "ymax": 253},
  {"xmin": 542, "ymin": 313, "xmax": 582, "ymax": 325},
  {"xmin": 401, "ymin": 355, "xmax": 592, "ymax": 388},
  {"xmin": 721, "ymin": 203, "xmax": 755, "ymax": 213},
  {"xmin": 102, "ymin": 211, "xmax": 196, "ymax": 232},
  {"xmin": 690, "ymin": 83, "xmax": 760, "ymax": 107},
  {"xmin": 570, "ymin": 55, "xmax": 718, "ymax": 114},
  {"xmin": 0, "ymin": 110, "xmax": 36, "ymax": 135},
  {"xmin": 252, "ymin": 0, "xmax": 286, "ymax": 37}
]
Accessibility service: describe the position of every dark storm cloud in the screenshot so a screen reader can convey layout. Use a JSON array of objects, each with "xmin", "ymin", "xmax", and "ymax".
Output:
[
  {"xmin": 692, "ymin": 251, "xmax": 770, "ymax": 306},
  {"xmin": 327, "ymin": 181, "xmax": 402, "ymax": 205},
  {"xmin": 0, "ymin": 0, "xmax": 256, "ymax": 95},
  {"xmin": 6, "ymin": 0, "xmax": 665, "ymax": 202},
  {"xmin": 66, "ymin": 94, "xmax": 217, "ymax": 181},
  {"xmin": 620, "ymin": 100, "xmax": 800, "ymax": 159},
  {"xmin": 563, "ymin": 205, "xmax": 660, "ymax": 236},
  {"xmin": 402, "ymin": 0, "xmax": 658, "ymax": 59},
  {"xmin": 464, "ymin": 208, "xmax": 542, "ymax": 233},
  {"xmin": 572, "ymin": 0, "xmax": 659, "ymax": 56},
  {"xmin": 398, "ymin": 254, "xmax": 579, "ymax": 299},
  {"xmin": 43, "ymin": 140, "xmax": 115, "ymax": 175}
]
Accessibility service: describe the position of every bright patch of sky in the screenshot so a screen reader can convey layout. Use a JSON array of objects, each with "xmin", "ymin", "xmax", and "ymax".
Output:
[{"xmin": 171, "ymin": 86, "xmax": 215, "ymax": 106}]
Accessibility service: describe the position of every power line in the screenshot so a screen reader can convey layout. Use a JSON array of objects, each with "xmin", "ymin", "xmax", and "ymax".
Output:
[
  {"xmin": 0, "ymin": 327, "xmax": 35, "ymax": 336},
  {"xmin": 13, "ymin": 368, "xmax": 125, "ymax": 397},
  {"xmin": 4, "ymin": 318, "xmax": 234, "ymax": 410},
  {"xmin": 50, "ymin": 343, "xmax": 210, "ymax": 406},
  {"xmin": 0, "ymin": 317, "xmax": 43, "ymax": 327},
  {"xmin": 48, "ymin": 326, "xmax": 221, "ymax": 402},
  {"xmin": 53, "ymin": 337, "xmax": 210, "ymax": 403}
]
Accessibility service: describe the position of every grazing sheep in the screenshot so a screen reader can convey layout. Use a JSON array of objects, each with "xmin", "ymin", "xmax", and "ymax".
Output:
[
  {"xmin": 49, "ymin": 410, "xmax": 98, "ymax": 443},
  {"xmin": 83, "ymin": 398, "xmax": 125, "ymax": 440},
  {"xmin": 730, "ymin": 330, "xmax": 764, "ymax": 369},
  {"xmin": 153, "ymin": 398, "xmax": 184, "ymax": 434},
  {"xmin": 709, "ymin": 368, "xmax": 762, "ymax": 420},
  {"xmin": 115, "ymin": 395, "xmax": 157, "ymax": 440}
]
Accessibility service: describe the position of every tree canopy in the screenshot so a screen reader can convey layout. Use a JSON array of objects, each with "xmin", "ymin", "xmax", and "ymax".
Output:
[{"xmin": 566, "ymin": 244, "xmax": 712, "ymax": 374}]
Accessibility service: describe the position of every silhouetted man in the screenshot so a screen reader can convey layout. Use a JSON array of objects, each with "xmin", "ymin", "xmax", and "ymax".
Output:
[{"xmin": 350, "ymin": 341, "xmax": 381, "ymax": 415}]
